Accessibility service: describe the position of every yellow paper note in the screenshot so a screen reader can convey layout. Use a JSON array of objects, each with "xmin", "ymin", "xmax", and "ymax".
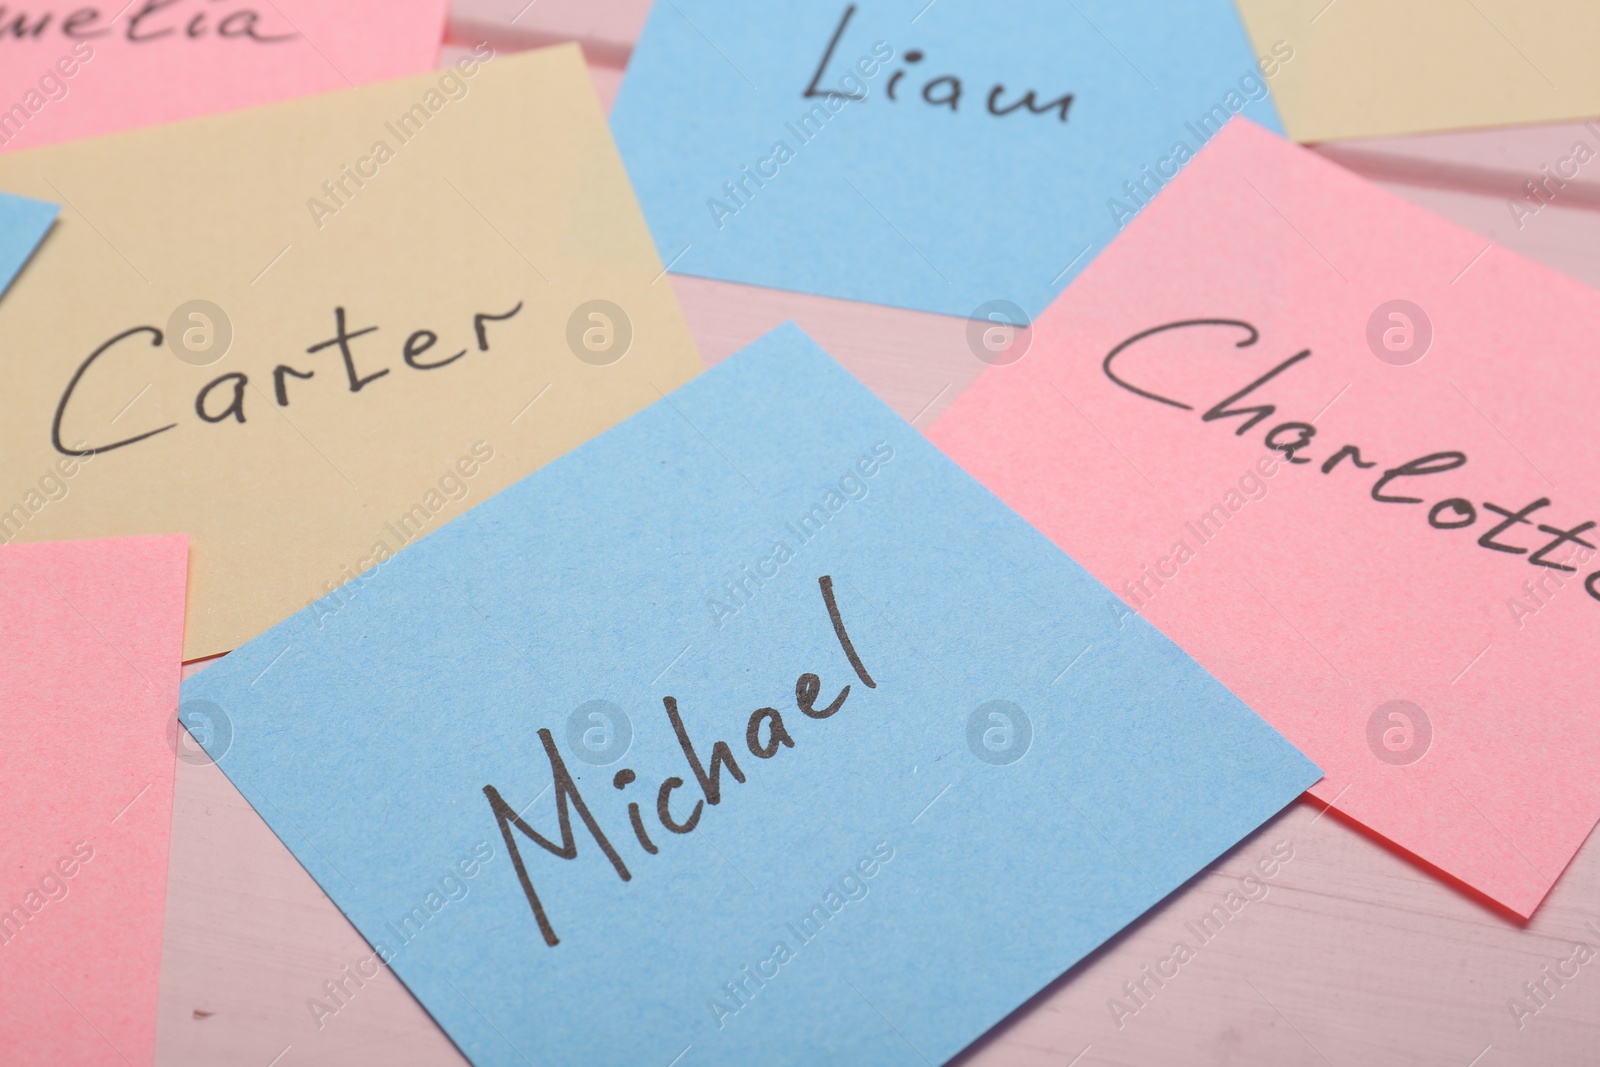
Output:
[
  {"xmin": 1234, "ymin": 0, "xmax": 1600, "ymax": 141},
  {"xmin": 0, "ymin": 44, "xmax": 701, "ymax": 659}
]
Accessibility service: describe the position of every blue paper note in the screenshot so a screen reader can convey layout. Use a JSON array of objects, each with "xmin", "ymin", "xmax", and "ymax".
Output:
[
  {"xmin": 0, "ymin": 191, "xmax": 54, "ymax": 297},
  {"xmin": 611, "ymin": 0, "xmax": 1282, "ymax": 320},
  {"xmin": 183, "ymin": 324, "xmax": 1318, "ymax": 1066}
]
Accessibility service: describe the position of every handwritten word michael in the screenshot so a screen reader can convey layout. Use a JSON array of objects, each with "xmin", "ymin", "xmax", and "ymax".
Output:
[{"xmin": 483, "ymin": 575, "xmax": 879, "ymax": 947}]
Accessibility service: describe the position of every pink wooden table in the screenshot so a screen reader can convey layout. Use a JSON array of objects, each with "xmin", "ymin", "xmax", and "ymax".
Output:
[{"xmin": 151, "ymin": 13, "xmax": 1600, "ymax": 1067}]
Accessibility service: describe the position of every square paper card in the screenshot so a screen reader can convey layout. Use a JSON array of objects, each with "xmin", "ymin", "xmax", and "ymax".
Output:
[
  {"xmin": 0, "ymin": 0, "xmax": 451, "ymax": 153},
  {"xmin": 932, "ymin": 118, "xmax": 1600, "ymax": 918},
  {"xmin": 182, "ymin": 324, "xmax": 1318, "ymax": 1065},
  {"xmin": 0, "ymin": 45, "xmax": 701, "ymax": 660},
  {"xmin": 0, "ymin": 534, "xmax": 188, "ymax": 1067},
  {"xmin": 611, "ymin": 0, "xmax": 1282, "ymax": 320}
]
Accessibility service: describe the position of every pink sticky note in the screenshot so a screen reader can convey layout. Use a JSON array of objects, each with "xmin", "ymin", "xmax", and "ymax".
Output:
[
  {"xmin": 931, "ymin": 119, "xmax": 1600, "ymax": 919},
  {"xmin": 0, "ymin": 1, "xmax": 449, "ymax": 153},
  {"xmin": 0, "ymin": 535, "xmax": 188, "ymax": 1066}
]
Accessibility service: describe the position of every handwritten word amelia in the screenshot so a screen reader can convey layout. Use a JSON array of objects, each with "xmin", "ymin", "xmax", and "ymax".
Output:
[
  {"xmin": 1103, "ymin": 318, "xmax": 1600, "ymax": 609},
  {"xmin": 483, "ymin": 575, "xmax": 879, "ymax": 947},
  {"xmin": 0, "ymin": 3, "xmax": 295, "ymax": 44},
  {"xmin": 51, "ymin": 301, "xmax": 525, "ymax": 457}
]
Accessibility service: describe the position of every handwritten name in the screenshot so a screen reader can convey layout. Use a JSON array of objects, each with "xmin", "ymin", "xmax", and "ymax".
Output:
[
  {"xmin": 483, "ymin": 575, "xmax": 878, "ymax": 947},
  {"xmin": 806, "ymin": 4, "xmax": 1072, "ymax": 122},
  {"xmin": 1104, "ymin": 318, "xmax": 1600, "ymax": 610},
  {"xmin": 51, "ymin": 301, "xmax": 524, "ymax": 457},
  {"xmin": 0, "ymin": 3, "xmax": 294, "ymax": 44}
]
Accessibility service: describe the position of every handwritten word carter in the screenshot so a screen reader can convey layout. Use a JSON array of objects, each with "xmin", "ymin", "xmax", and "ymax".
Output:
[{"xmin": 50, "ymin": 301, "xmax": 525, "ymax": 457}]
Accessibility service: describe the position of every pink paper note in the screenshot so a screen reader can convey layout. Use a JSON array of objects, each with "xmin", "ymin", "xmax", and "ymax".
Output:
[
  {"xmin": 931, "ymin": 119, "xmax": 1600, "ymax": 919},
  {"xmin": 0, "ymin": 1, "xmax": 449, "ymax": 153},
  {"xmin": 0, "ymin": 535, "xmax": 188, "ymax": 1065}
]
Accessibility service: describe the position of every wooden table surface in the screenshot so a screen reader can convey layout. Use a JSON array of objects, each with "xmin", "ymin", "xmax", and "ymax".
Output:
[{"xmin": 151, "ymin": 11, "xmax": 1600, "ymax": 1066}]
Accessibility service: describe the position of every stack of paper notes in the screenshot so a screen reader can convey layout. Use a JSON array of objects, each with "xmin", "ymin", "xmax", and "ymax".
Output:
[{"xmin": 2, "ymin": 3, "xmax": 1598, "ymax": 1065}]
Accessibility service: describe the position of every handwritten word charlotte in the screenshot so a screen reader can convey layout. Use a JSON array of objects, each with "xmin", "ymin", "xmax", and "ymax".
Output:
[
  {"xmin": 1103, "ymin": 318, "xmax": 1600, "ymax": 610},
  {"xmin": 483, "ymin": 575, "xmax": 879, "ymax": 947}
]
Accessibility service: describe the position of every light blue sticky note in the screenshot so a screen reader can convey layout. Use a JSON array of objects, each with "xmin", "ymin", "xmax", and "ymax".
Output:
[
  {"xmin": 183, "ymin": 324, "xmax": 1318, "ymax": 1066},
  {"xmin": 610, "ymin": 1, "xmax": 1282, "ymax": 320},
  {"xmin": 0, "ymin": 191, "xmax": 55, "ymax": 296}
]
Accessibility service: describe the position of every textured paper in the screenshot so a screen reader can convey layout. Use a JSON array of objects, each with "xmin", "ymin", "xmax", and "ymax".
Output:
[
  {"xmin": 181, "ymin": 324, "xmax": 1318, "ymax": 1066},
  {"xmin": 0, "ymin": 190, "xmax": 55, "ymax": 295},
  {"xmin": 0, "ymin": 534, "xmax": 187, "ymax": 1067},
  {"xmin": 0, "ymin": 0, "xmax": 451, "ymax": 153},
  {"xmin": 932, "ymin": 118, "xmax": 1600, "ymax": 918},
  {"xmin": 611, "ymin": 0, "xmax": 1280, "ymax": 319},
  {"xmin": 1234, "ymin": 0, "xmax": 1600, "ymax": 142},
  {"xmin": 450, "ymin": 0, "xmax": 652, "ymax": 65},
  {"xmin": 0, "ymin": 45, "xmax": 702, "ymax": 659}
]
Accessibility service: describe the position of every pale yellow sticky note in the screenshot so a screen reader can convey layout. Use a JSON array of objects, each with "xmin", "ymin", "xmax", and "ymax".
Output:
[
  {"xmin": 0, "ymin": 44, "xmax": 701, "ymax": 659},
  {"xmin": 1235, "ymin": 0, "xmax": 1600, "ymax": 141}
]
